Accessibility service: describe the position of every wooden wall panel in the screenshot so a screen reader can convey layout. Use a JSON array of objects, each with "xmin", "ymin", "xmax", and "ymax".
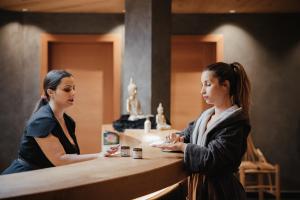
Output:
[
  {"xmin": 41, "ymin": 34, "xmax": 121, "ymax": 153},
  {"xmin": 171, "ymin": 35, "xmax": 223, "ymax": 130},
  {"xmin": 50, "ymin": 43, "xmax": 112, "ymax": 154}
]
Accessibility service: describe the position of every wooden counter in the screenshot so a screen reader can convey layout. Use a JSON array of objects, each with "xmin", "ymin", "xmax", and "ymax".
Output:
[{"xmin": 0, "ymin": 127, "xmax": 188, "ymax": 200}]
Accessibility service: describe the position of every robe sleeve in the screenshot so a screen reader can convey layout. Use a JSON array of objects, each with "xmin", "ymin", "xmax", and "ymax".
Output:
[
  {"xmin": 184, "ymin": 123, "xmax": 250, "ymax": 174},
  {"xmin": 26, "ymin": 117, "xmax": 56, "ymax": 138},
  {"xmin": 178, "ymin": 120, "xmax": 196, "ymax": 143}
]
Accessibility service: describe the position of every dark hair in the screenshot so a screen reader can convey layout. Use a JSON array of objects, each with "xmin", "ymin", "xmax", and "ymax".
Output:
[
  {"xmin": 203, "ymin": 62, "xmax": 251, "ymax": 116},
  {"xmin": 33, "ymin": 70, "xmax": 72, "ymax": 113}
]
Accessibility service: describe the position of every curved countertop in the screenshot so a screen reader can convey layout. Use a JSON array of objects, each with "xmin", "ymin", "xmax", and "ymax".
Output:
[{"xmin": 0, "ymin": 127, "xmax": 188, "ymax": 200}]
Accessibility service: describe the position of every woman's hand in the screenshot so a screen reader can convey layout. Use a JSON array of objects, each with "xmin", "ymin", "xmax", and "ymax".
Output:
[
  {"xmin": 152, "ymin": 141, "xmax": 186, "ymax": 152},
  {"xmin": 151, "ymin": 132, "xmax": 186, "ymax": 152},
  {"xmin": 166, "ymin": 132, "xmax": 184, "ymax": 143}
]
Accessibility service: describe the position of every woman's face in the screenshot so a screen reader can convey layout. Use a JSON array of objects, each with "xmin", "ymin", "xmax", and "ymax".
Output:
[
  {"xmin": 200, "ymin": 70, "xmax": 230, "ymax": 107},
  {"xmin": 49, "ymin": 76, "xmax": 75, "ymax": 108}
]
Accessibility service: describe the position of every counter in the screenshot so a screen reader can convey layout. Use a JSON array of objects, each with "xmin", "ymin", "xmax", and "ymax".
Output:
[{"xmin": 0, "ymin": 127, "xmax": 188, "ymax": 200}]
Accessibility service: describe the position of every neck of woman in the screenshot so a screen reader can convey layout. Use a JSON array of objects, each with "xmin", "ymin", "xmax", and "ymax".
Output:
[
  {"xmin": 49, "ymin": 101, "xmax": 65, "ymax": 120},
  {"xmin": 214, "ymin": 97, "xmax": 233, "ymax": 116}
]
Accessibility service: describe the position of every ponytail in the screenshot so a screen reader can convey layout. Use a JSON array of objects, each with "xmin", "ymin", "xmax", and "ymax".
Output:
[
  {"xmin": 231, "ymin": 62, "xmax": 251, "ymax": 117},
  {"xmin": 32, "ymin": 95, "xmax": 49, "ymax": 114}
]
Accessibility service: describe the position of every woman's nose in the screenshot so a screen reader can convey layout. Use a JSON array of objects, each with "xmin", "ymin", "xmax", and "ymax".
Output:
[{"xmin": 200, "ymin": 87, "xmax": 205, "ymax": 94}]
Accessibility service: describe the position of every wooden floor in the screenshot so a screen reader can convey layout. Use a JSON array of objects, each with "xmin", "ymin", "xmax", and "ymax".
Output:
[
  {"xmin": 247, "ymin": 192, "xmax": 300, "ymax": 200},
  {"xmin": 152, "ymin": 185, "xmax": 300, "ymax": 200}
]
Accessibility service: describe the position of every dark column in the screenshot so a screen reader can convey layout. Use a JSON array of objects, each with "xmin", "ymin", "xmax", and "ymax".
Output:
[{"xmin": 123, "ymin": 0, "xmax": 171, "ymax": 118}]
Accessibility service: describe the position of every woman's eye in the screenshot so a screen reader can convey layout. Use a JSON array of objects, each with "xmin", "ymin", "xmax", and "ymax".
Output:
[{"xmin": 64, "ymin": 88, "xmax": 72, "ymax": 92}]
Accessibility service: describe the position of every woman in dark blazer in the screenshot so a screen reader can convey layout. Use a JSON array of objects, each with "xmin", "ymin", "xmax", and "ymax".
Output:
[
  {"xmin": 153, "ymin": 62, "xmax": 251, "ymax": 200},
  {"xmin": 2, "ymin": 70, "xmax": 119, "ymax": 175}
]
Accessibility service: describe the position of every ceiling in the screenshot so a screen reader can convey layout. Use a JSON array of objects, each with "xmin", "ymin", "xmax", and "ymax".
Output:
[{"xmin": 0, "ymin": 0, "xmax": 300, "ymax": 13}]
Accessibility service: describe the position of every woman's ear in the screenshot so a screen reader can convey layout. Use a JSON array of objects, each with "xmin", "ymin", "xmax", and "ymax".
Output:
[
  {"xmin": 46, "ymin": 88, "xmax": 54, "ymax": 98},
  {"xmin": 222, "ymin": 80, "xmax": 230, "ymax": 90}
]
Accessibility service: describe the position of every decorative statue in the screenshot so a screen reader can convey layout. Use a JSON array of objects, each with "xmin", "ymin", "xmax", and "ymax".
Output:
[
  {"xmin": 126, "ymin": 78, "xmax": 143, "ymax": 121},
  {"xmin": 156, "ymin": 103, "xmax": 171, "ymax": 130}
]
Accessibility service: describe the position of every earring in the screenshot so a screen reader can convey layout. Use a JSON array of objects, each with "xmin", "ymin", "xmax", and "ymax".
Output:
[{"xmin": 231, "ymin": 96, "xmax": 234, "ymax": 105}]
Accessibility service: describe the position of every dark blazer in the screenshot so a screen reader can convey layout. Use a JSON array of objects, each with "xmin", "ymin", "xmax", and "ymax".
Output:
[
  {"xmin": 182, "ymin": 109, "xmax": 251, "ymax": 200},
  {"xmin": 2, "ymin": 104, "xmax": 80, "ymax": 175}
]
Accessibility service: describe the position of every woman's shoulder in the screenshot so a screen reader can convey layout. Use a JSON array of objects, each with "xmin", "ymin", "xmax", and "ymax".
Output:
[
  {"xmin": 209, "ymin": 106, "xmax": 250, "ymax": 131},
  {"xmin": 222, "ymin": 109, "xmax": 251, "ymax": 132},
  {"xmin": 227, "ymin": 108, "xmax": 250, "ymax": 124},
  {"xmin": 30, "ymin": 104, "xmax": 54, "ymax": 120},
  {"xmin": 27, "ymin": 106, "xmax": 55, "ymax": 125},
  {"xmin": 25, "ymin": 104, "xmax": 57, "ymax": 137}
]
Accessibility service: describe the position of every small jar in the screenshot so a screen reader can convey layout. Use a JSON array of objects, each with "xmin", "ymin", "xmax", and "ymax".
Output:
[
  {"xmin": 132, "ymin": 148, "xmax": 143, "ymax": 159},
  {"xmin": 121, "ymin": 146, "xmax": 130, "ymax": 157}
]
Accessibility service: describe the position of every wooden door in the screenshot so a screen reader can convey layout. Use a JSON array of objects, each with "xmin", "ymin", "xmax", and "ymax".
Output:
[
  {"xmin": 171, "ymin": 35, "xmax": 223, "ymax": 130},
  {"xmin": 49, "ymin": 42, "xmax": 113, "ymax": 154}
]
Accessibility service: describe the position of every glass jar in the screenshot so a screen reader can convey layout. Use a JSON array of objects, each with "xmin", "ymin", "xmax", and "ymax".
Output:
[
  {"xmin": 121, "ymin": 146, "xmax": 130, "ymax": 157},
  {"xmin": 132, "ymin": 147, "xmax": 143, "ymax": 159}
]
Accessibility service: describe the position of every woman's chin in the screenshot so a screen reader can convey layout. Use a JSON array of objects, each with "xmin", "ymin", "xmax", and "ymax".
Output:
[
  {"xmin": 204, "ymin": 100, "xmax": 213, "ymax": 105},
  {"xmin": 66, "ymin": 101, "xmax": 74, "ymax": 106}
]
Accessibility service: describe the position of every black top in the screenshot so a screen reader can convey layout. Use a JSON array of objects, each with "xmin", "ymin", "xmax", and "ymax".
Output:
[{"xmin": 18, "ymin": 104, "xmax": 80, "ymax": 169}]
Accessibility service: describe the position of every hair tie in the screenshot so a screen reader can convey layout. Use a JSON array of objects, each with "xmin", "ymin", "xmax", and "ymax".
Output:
[
  {"xmin": 41, "ymin": 95, "xmax": 48, "ymax": 101},
  {"xmin": 231, "ymin": 63, "xmax": 239, "ymax": 73}
]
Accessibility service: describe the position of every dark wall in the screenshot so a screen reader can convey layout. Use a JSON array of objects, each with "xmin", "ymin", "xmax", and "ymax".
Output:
[
  {"xmin": 172, "ymin": 14, "xmax": 300, "ymax": 191},
  {"xmin": 0, "ymin": 11, "xmax": 24, "ymax": 171},
  {"xmin": 0, "ymin": 11, "xmax": 299, "ymax": 191},
  {"xmin": 123, "ymin": 0, "xmax": 171, "ymax": 117},
  {"xmin": 0, "ymin": 11, "xmax": 124, "ymax": 171}
]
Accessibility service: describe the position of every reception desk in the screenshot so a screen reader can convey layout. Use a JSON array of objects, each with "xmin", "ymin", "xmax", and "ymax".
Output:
[{"xmin": 0, "ymin": 126, "xmax": 188, "ymax": 200}]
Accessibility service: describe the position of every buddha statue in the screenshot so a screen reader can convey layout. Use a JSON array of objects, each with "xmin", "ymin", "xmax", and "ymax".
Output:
[
  {"xmin": 156, "ymin": 103, "xmax": 171, "ymax": 130},
  {"xmin": 126, "ymin": 78, "xmax": 143, "ymax": 121}
]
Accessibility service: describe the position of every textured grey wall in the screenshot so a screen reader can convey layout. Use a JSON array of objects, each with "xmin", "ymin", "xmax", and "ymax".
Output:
[
  {"xmin": 123, "ymin": 0, "xmax": 153, "ymax": 115},
  {"xmin": 151, "ymin": 0, "xmax": 171, "ymax": 118},
  {"xmin": 0, "ymin": 12, "xmax": 24, "ymax": 170},
  {"xmin": 0, "ymin": 11, "xmax": 124, "ymax": 171},
  {"xmin": 172, "ymin": 14, "xmax": 300, "ymax": 191},
  {"xmin": 123, "ymin": 0, "xmax": 171, "ymax": 117}
]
